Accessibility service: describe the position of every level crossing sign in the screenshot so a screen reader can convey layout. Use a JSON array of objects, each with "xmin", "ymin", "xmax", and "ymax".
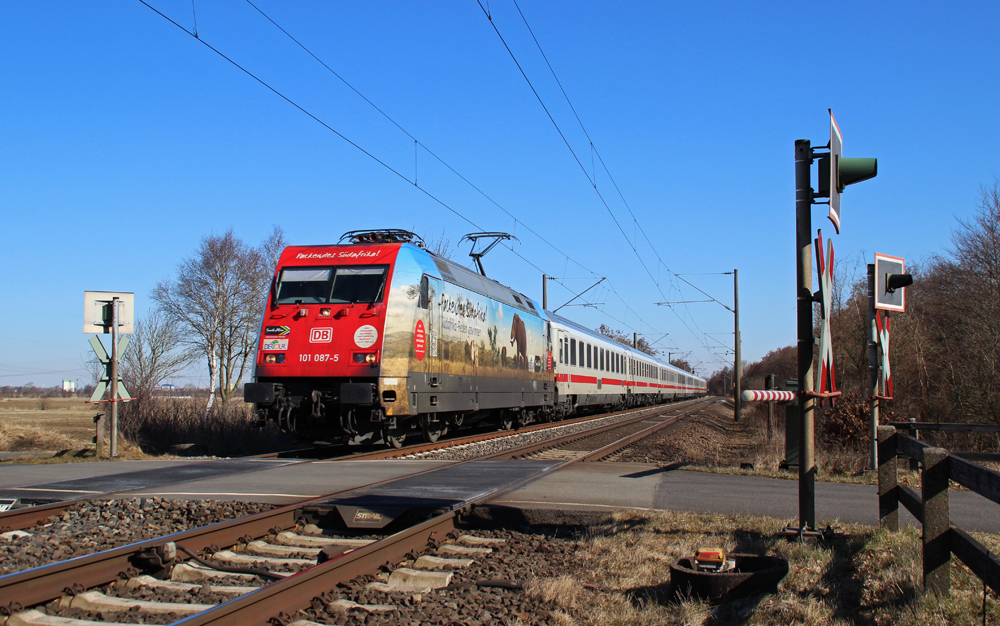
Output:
[
  {"xmin": 89, "ymin": 335, "xmax": 132, "ymax": 403},
  {"xmin": 814, "ymin": 230, "xmax": 837, "ymax": 404},
  {"xmin": 875, "ymin": 312, "xmax": 892, "ymax": 398}
]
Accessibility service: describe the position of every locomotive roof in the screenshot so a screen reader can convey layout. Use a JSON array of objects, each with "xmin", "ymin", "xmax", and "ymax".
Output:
[
  {"xmin": 425, "ymin": 248, "xmax": 542, "ymax": 318},
  {"xmin": 277, "ymin": 241, "xmax": 540, "ymax": 318},
  {"xmin": 546, "ymin": 310, "xmax": 704, "ymax": 381}
]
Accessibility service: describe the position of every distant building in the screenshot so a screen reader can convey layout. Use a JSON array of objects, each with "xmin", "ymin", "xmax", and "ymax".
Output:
[{"xmin": 61, "ymin": 379, "xmax": 75, "ymax": 392}]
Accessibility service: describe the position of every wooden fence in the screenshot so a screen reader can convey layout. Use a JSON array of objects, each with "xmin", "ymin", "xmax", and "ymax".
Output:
[{"xmin": 877, "ymin": 425, "xmax": 1000, "ymax": 595}]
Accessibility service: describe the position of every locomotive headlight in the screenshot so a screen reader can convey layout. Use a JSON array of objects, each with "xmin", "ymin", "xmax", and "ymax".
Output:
[
  {"xmin": 353, "ymin": 352, "xmax": 379, "ymax": 365},
  {"xmin": 318, "ymin": 308, "xmax": 331, "ymax": 317},
  {"xmin": 264, "ymin": 353, "xmax": 285, "ymax": 364},
  {"xmin": 365, "ymin": 353, "xmax": 378, "ymax": 365}
]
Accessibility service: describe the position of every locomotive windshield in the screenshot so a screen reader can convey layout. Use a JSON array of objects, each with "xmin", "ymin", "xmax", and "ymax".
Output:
[{"xmin": 275, "ymin": 265, "xmax": 388, "ymax": 305}]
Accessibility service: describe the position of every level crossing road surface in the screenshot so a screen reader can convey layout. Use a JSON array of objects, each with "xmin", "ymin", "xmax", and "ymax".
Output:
[{"xmin": 0, "ymin": 459, "xmax": 995, "ymax": 533}]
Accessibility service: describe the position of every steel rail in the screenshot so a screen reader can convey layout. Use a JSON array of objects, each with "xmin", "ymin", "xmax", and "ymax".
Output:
[
  {"xmin": 1, "ymin": 397, "xmax": 711, "ymax": 620},
  {"xmin": 350, "ymin": 398, "xmax": 707, "ymax": 461},
  {"xmin": 0, "ymin": 400, "xmax": 701, "ymax": 532},
  {"xmin": 580, "ymin": 399, "xmax": 711, "ymax": 462},
  {"xmin": 175, "ymin": 398, "xmax": 715, "ymax": 625},
  {"xmin": 0, "ymin": 500, "xmax": 78, "ymax": 535},
  {"xmin": 173, "ymin": 513, "xmax": 459, "ymax": 626},
  {"xmin": 490, "ymin": 398, "xmax": 711, "ymax": 461},
  {"xmin": 0, "ymin": 450, "xmax": 468, "ymax": 609}
]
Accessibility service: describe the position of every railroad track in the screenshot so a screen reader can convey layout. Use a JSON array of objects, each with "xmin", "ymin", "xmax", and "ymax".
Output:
[
  {"xmin": 0, "ymin": 397, "xmax": 713, "ymax": 625},
  {"xmin": 0, "ymin": 398, "xmax": 708, "ymax": 532}
]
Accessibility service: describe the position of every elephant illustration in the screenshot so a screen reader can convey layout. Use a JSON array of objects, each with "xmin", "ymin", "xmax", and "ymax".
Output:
[{"xmin": 509, "ymin": 313, "xmax": 527, "ymax": 369}]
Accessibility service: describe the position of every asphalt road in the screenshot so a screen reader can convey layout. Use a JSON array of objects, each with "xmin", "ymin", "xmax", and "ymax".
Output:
[{"xmin": 2, "ymin": 458, "xmax": 996, "ymax": 533}]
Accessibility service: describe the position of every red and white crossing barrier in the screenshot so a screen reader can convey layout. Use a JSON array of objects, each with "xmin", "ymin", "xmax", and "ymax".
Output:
[{"xmin": 741, "ymin": 390, "xmax": 795, "ymax": 403}]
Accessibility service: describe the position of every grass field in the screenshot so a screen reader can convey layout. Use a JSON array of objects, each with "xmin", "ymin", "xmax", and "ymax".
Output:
[
  {"xmin": 534, "ymin": 509, "xmax": 1000, "ymax": 625},
  {"xmin": 0, "ymin": 397, "xmax": 98, "ymax": 454}
]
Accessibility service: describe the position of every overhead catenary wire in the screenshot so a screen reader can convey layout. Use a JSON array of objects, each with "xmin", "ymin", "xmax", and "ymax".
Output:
[
  {"xmin": 478, "ymin": 1, "xmax": 718, "ymax": 358},
  {"xmin": 137, "ymin": 1, "xmax": 678, "ymax": 349},
  {"xmin": 245, "ymin": 0, "xmax": 652, "ymax": 324},
  {"xmin": 243, "ymin": 0, "xmax": 591, "ymax": 284}
]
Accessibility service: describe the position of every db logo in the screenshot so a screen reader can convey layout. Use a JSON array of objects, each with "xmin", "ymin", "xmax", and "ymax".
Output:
[{"xmin": 310, "ymin": 328, "xmax": 333, "ymax": 343}]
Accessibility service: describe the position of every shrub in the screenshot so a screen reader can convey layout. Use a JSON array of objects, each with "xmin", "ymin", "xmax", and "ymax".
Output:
[{"xmin": 118, "ymin": 397, "xmax": 279, "ymax": 456}]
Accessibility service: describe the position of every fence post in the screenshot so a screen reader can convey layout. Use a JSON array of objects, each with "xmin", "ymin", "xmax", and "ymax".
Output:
[
  {"xmin": 922, "ymin": 447, "xmax": 951, "ymax": 595},
  {"xmin": 877, "ymin": 425, "xmax": 898, "ymax": 531}
]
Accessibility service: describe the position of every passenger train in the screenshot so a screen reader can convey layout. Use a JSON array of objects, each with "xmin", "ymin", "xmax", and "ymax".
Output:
[{"xmin": 244, "ymin": 230, "xmax": 707, "ymax": 446}]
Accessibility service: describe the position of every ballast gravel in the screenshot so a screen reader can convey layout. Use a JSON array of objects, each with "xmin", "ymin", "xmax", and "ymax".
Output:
[
  {"xmin": 293, "ymin": 527, "xmax": 588, "ymax": 626},
  {"xmin": 32, "ymin": 522, "xmax": 589, "ymax": 626},
  {"xmin": 402, "ymin": 405, "xmax": 675, "ymax": 462},
  {"xmin": 0, "ymin": 497, "xmax": 273, "ymax": 575}
]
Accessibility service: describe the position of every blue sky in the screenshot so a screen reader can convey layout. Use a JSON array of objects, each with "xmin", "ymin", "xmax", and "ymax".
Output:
[{"xmin": 2, "ymin": 1, "xmax": 998, "ymax": 388}]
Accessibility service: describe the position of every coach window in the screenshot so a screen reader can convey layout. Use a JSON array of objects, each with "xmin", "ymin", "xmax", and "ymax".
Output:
[
  {"xmin": 570, "ymin": 338, "xmax": 577, "ymax": 365},
  {"xmin": 587, "ymin": 344, "xmax": 592, "ymax": 369}
]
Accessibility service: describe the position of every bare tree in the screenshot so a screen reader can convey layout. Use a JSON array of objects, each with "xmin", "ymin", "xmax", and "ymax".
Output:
[
  {"xmin": 120, "ymin": 309, "xmax": 190, "ymax": 401},
  {"xmin": 669, "ymin": 358, "xmax": 695, "ymax": 374},
  {"xmin": 81, "ymin": 352, "xmax": 105, "ymax": 387},
  {"xmin": 422, "ymin": 229, "xmax": 455, "ymax": 259},
  {"xmin": 597, "ymin": 324, "xmax": 657, "ymax": 356},
  {"xmin": 921, "ymin": 182, "xmax": 1000, "ymax": 423},
  {"xmin": 154, "ymin": 226, "xmax": 286, "ymax": 413}
]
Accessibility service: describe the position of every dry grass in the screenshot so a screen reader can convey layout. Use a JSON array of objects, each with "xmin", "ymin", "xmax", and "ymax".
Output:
[
  {"xmin": 526, "ymin": 509, "xmax": 1000, "ymax": 625},
  {"xmin": 0, "ymin": 397, "xmax": 98, "ymax": 458},
  {"xmin": 0, "ymin": 422, "xmax": 82, "ymax": 452},
  {"xmin": 0, "ymin": 397, "xmax": 97, "ymax": 442},
  {"xmin": 636, "ymin": 400, "xmax": 879, "ymax": 485},
  {"xmin": 116, "ymin": 397, "xmax": 282, "ymax": 456},
  {"xmin": 0, "ymin": 395, "xmax": 280, "ymax": 462}
]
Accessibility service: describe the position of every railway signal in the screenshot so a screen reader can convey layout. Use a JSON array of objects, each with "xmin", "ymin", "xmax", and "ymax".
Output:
[
  {"xmin": 867, "ymin": 255, "xmax": 913, "ymax": 470},
  {"xmin": 817, "ymin": 110, "xmax": 878, "ymax": 234},
  {"xmin": 793, "ymin": 111, "xmax": 879, "ymax": 535}
]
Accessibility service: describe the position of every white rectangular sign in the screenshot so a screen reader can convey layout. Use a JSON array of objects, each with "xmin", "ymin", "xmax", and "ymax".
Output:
[{"xmin": 83, "ymin": 291, "xmax": 134, "ymax": 334}]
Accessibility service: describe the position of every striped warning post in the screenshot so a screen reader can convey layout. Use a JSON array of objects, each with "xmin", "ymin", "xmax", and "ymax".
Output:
[{"xmin": 741, "ymin": 390, "xmax": 796, "ymax": 402}]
